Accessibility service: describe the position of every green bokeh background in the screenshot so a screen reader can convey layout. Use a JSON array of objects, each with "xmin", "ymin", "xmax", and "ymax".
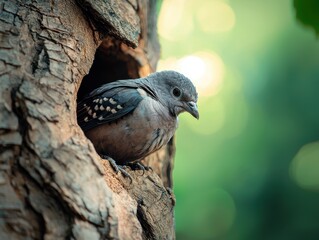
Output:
[{"xmin": 157, "ymin": 0, "xmax": 319, "ymax": 239}]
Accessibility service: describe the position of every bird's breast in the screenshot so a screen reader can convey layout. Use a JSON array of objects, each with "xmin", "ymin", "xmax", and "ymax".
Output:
[{"xmin": 85, "ymin": 97, "xmax": 177, "ymax": 164}]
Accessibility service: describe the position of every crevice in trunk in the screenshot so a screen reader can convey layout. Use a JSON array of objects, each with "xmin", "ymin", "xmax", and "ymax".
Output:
[{"xmin": 77, "ymin": 39, "xmax": 140, "ymax": 101}]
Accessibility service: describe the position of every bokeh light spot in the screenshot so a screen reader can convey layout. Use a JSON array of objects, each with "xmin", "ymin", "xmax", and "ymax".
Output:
[
  {"xmin": 180, "ymin": 97, "xmax": 225, "ymax": 135},
  {"xmin": 158, "ymin": 0, "xmax": 194, "ymax": 41},
  {"xmin": 196, "ymin": 0, "xmax": 236, "ymax": 33},
  {"xmin": 290, "ymin": 141, "xmax": 319, "ymax": 191},
  {"xmin": 196, "ymin": 188, "xmax": 236, "ymax": 238}
]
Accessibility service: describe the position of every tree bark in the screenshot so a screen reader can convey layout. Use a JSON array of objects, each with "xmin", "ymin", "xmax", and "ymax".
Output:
[{"xmin": 0, "ymin": 0, "xmax": 175, "ymax": 239}]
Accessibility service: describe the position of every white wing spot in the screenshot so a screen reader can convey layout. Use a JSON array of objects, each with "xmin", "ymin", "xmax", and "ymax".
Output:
[
  {"xmin": 103, "ymin": 97, "xmax": 108, "ymax": 101},
  {"xmin": 111, "ymin": 109, "xmax": 117, "ymax": 114},
  {"xmin": 106, "ymin": 106, "xmax": 111, "ymax": 111},
  {"xmin": 117, "ymin": 105, "xmax": 123, "ymax": 109},
  {"xmin": 83, "ymin": 104, "xmax": 87, "ymax": 107},
  {"xmin": 93, "ymin": 99, "xmax": 98, "ymax": 103},
  {"xmin": 109, "ymin": 98, "xmax": 117, "ymax": 104},
  {"xmin": 137, "ymin": 88, "xmax": 147, "ymax": 97},
  {"xmin": 98, "ymin": 116, "xmax": 104, "ymax": 120},
  {"xmin": 99, "ymin": 99, "xmax": 103, "ymax": 104},
  {"xmin": 100, "ymin": 105, "xmax": 105, "ymax": 110},
  {"xmin": 93, "ymin": 112, "xmax": 97, "ymax": 118},
  {"xmin": 88, "ymin": 109, "xmax": 92, "ymax": 115},
  {"xmin": 94, "ymin": 105, "xmax": 99, "ymax": 111},
  {"xmin": 84, "ymin": 117, "xmax": 88, "ymax": 122}
]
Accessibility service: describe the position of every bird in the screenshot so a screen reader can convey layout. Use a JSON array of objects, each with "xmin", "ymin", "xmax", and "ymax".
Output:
[{"xmin": 77, "ymin": 70, "xmax": 199, "ymax": 177}]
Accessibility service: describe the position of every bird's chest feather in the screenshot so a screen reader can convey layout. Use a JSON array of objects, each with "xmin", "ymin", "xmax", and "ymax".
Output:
[
  {"xmin": 122, "ymin": 98, "xmax": 177, "ymax": 147},
  {"xmin": 86, "ymin": 97, "xmax": 177, "ymax": 163}
]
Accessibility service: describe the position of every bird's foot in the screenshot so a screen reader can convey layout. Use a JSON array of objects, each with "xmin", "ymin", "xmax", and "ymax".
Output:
[
  {"xmin": 127, "ymin": 161, "xmax": 152, "ymax": 175},
  {"xmin": 100, "ymin": 155, "xmax": 133, "ymax": 182}
]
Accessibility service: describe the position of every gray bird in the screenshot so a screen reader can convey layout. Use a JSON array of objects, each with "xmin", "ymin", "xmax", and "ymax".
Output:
[{"xmin": 77, "ymin": 71, "xmax": 199, "ymax": 175}]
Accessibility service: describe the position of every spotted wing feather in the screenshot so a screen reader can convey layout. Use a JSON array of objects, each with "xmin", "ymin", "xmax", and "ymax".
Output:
[{"xmin": 77, "ymin": 81, "xmax": 143, "ymax": 132}]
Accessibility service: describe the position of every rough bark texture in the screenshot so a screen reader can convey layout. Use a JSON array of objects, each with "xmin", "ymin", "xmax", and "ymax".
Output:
[{"xmin": 0, "ymin": 0, "xmax": 175, "ymax": 239}]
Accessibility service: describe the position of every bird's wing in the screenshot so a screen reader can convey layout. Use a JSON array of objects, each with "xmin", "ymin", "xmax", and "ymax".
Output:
[{"xmin": 77, "ymin": 80, "xmax": 144, "ymax": 132}]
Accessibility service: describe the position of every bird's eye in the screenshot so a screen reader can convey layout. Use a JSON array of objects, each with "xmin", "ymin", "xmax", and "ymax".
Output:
[{"xmin": 172, "ymin": 87, "xmax": 182, "ymax": 98}]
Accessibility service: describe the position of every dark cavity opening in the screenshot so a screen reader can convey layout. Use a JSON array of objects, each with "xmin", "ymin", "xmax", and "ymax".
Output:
[{"xmin": 77, "ymin": 40, "xmax": 139, "ymax": 102}]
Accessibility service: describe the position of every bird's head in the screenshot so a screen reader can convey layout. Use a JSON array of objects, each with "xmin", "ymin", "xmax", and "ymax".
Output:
[{"xmin": 146, "ymin": 71, "xmax": 199, "ymax": 119}]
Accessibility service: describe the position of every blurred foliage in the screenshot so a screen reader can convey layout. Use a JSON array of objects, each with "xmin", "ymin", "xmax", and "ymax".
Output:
[
  {"xmin": 157, "ymin": 0, "xmax": 319, "ymax": 239},
  {"xmin": 294, "ymin": 0, "xmax": 319, "ymax": 35}
]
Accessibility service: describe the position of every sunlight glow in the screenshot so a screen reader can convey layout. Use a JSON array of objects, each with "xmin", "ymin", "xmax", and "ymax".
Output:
[
  {"xmin": 196, "ymin": 1, "xmax": 236, "ymax": 33},
  {"xmin": 158, "ymin": 0, "xmax": 193, "ymax": 41}
]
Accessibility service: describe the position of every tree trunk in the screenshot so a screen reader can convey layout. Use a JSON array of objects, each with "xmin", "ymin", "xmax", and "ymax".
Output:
[{"xmin": 0, "ymin": 0, "xmax": 175, "ymax": 239}]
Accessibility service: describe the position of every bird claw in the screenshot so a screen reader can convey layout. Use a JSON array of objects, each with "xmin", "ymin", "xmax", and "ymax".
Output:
[
  {"xmin": 100, "ymin": 155, "xmax": 133, "ymax": 182},
  {"xmin": 128, "ymin": 162, "xmax": 152, "ymax": 175}
]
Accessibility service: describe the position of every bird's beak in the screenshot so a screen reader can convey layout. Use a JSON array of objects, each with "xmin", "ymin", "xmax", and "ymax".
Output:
[{"xmin": 185, "ymin": 101, "xmax": 199, "ymax": 119}]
